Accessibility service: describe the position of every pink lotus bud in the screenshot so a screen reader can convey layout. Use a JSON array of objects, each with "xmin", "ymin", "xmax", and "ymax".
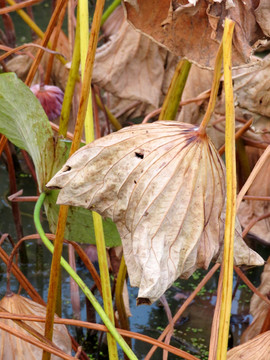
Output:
[{"xmin": 30, "ymin": 84, "xmax": 64, "ymax": 121}]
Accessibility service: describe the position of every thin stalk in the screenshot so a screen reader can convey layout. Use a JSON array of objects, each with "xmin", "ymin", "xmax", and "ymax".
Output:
[
  {"xmin": 5, "ymin": 0, "xmax": 66, "ymax": 65},
  {"xmin": 44, "ymin": 0, "xmax": 68, "ymax": 84},
  {"xmin": 198, "ymin": 43, "xmax": 223, "ymax": 135},
  {"xmin": 79, "ymin": 0, "xmax": 94, "ymax": 141},
  {"xmin": 159, "ymin": 59, "xmax": 191, "ymax": 120},
  {"xmin": 115, "ymin": 256, "xmax": 131, "ymax": 347},
  {"xmin": 0, "ymin": 312, "xmax": 199, "ymax": 359},
  {"xmin": 79, "ymin": 0, "xmax": 118, "ymax": 356},
  {"xmin": 101, "ymin": 0, "xmax": 121, "ymax": 26},
  {"xmin": 6, "ymin": 0, "xmax": 44, "ymax": 39},
  {"xmin": 208, "ymin": 266, "xmax": 223, "ymax": 360},
  {"xmin": 58, "ymin": 12, "xmax": 81, "ymax": 137},
  {"xmin": 42, "ymin": 205, "xmax": 69, "ymax": 360},
  {"xmin": 95, "ymin": 93, "xmax": 122, "ymax": 130},
  {"xmin": 70, "ymin": 0, "xmax": 106, "ymax": 154},
  {"xmin": 34, "ymin": 193, "xmax": 138, "ymax": 360},
  {"xmin": 25, "ymin": 0, "xmax": 67, "ymax": 86},
  {"xmin": 216, "ymin": 18, "xmax": 236, "ymax": 360}
]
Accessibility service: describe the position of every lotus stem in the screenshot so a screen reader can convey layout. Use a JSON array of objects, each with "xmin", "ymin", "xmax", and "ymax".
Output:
[
  {"xmin": 34, "ymin": 193, "xmax": 138, "ymax": 359},
  {"xmin": 216, "ymin": 18, "xmax": 236, "ymax": 360},
  {"xmin": 58, "ymin": 17, "xmax": 81, "ymax": 137},
  {"xmin": 95, "ymin": 93, "xmax": 122, "ymax": 130},
  {"xmin": 159, "ymin": 59, "xmax": 191, "ymax": 120},
  {"xmin": 101, "ymin": 0, "xmax": 121, "ymax": 26},
  {"xmin": 79, "ymin": 0, "xmax": 94, "ymax": 142},
  {"xmin": 115, "ymin": 256, "xmax": 131, "ymax": 347},
  {"xmin": 198, "ymin": 43, "xmax": 223, "ymax": 135},
  {"xmin": 70, "ymin": 0, "xmax": 105, "ymax": 154},
  {"xmin": 25, "ymin": 0, "xmax": 68, "ymax": 86},
  {"xmin": 5, "ymin": 0, "xmax": 66, "ymax": 65},
  {"xmin": 79, "ymin": 0, "xmax": 118, "ymax": 356}
]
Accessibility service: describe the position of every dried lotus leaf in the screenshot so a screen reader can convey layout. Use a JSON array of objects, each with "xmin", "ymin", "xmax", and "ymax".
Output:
[
  {"xmin": 0, "ymin": 294, "xmax": 71, "ymax": 360},
  {"xmin": 47, "ymin": 121, "xmax": 264, "ymax": 303},
  {"xmin": 123, "ymin": 0, "xmax": 268, "ymax": 69},
  {"xmin": 227, "ymin": 331, "xmax": 270, "ymax": 360}
]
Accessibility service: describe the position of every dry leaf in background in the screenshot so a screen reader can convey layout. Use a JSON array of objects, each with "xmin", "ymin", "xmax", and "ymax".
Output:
[
  {"xmin": 46, "ymin": 121, "xmax": 263, "ymax": 303},
  {"xmin": 93, "ymin": 6, "xmax": 178, "ymax": 122},
  {"xmin": 241, "ymin": 257, "xmax": 270, "ymax": 343},
  {"xmin": 0, "ymin": 294, "xmax": 72, "ymax": 359},
  {"xmin": 238, "ymin": 150, "xmax": 270, "ymax": 244},
  {"xmin": 123, "ymin": 0, "xmax": 270, "ymax": 69},
  {"xmin": 227, "ymin": 331, "xmax": 270, "ymax": 360}
]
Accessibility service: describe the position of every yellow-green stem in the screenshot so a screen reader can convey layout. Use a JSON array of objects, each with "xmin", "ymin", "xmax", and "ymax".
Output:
[
  {"xmin": 70, "ymin": 0, "xmax": 105, "ymax": 155},
  {"xmin": 79, "ymin": 0, "xmax": 118, "ymax": 357},
  {"xmin": 58, "ymin": 17, "xmax": 81, "ymax": 137},
  {"xmin": 216, "ymin": 18, "xmax": 236, "ymax": 360},
  {"xmin": 198, "ymin": 43, "xmax": 223, "ymax": 135},
  {"xmin": 159, "ymin": 59, "xmax": 191, "ymax": 120},
  {"xmin": 79, "ymin": 0, "xmax": 94, "ymax": 141}
]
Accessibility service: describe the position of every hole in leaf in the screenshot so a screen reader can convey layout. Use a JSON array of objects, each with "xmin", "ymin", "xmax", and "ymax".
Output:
[
  {"xmin": 63, "ymin": 165, "xmax": 71, "ymax": 172},
  {"xmin": 135, "ymin": 152, "xmax": 144, "ymax": 159}
]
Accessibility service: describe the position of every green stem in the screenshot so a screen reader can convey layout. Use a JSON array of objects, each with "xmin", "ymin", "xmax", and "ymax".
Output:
[
  {"xmin": 159, "ymin": 59, "xmax": 191, "ymax": 120},
  {"xmin": 34, "ymin": 193, "xmax": 138, "ymax": 360},
  {"xmin": 101, "ymin": 0, "xmax": 121, "ymax": 26}
]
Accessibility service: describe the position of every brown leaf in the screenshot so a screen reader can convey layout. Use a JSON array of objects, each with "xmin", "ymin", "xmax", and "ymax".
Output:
[
  {"xmin": 227, "ymin": 331, "xmax": 270, "ymax": 360},
  {"xmin": 93, "ymin": 6, "xmax": 179, "ymax": 121},
  {"xmin": 241, "ymin": 258, "xmax": 270, "ymax": 343},
  {"xmin": 123, "ymin": 0, "xmax": 268, "ymax": 69},
  {"xmin": 94, "ymin": 15, "xmax": 166, "ymax": 109},
  {"xmin": 238, "ymin": 149, "xmax": 270, "ymax": 244},
  {"xmin": 47, "ymin": 121, "xmax": 263, "ymax": 303},
  {"xmin": 0, "ymin": 294, "xmax": 72, "ymax": 359}
]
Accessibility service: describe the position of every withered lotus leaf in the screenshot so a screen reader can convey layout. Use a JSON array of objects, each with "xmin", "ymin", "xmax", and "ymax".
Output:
[
  {"xmin": 227, "ymin": 331, "xmax": 270, "ymax": 360},
  {"xmin": 0, "ymin": 294, "xmax": 72, "ymax": 359},
  {"xmin": 241, "ymin": 258, "xmax": 270, "ymax": 343},
  {"xmin": 123, "ymin": 0, "xmax": 269, "ymax": 69},
  {"xmin": 47, "ymin": 122, "xmax": 263, "ymax": 303}
]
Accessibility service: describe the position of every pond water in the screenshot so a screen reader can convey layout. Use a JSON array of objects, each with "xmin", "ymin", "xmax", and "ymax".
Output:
[{"xmin": 0, "ymin": 160, "xmax": 268, "ymax": 359}]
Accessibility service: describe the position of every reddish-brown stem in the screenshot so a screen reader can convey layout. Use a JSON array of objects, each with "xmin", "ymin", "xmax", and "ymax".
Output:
[
  {"xmin": 4, "ymin": 143, "xmax": 27, "ymax": 263},
  {"xmin": 243, "ymin": 195, "xmax": 270, "ymax": 201},
  {"xmin": 0, "ymin": 134, "xmax": 8, "ymax": 156},
  {"xmin": 44, "ymin": 0, "xmax": 68, "ymax": 84},
  {"xmin": 0, "ymin": 0, "xmax": 42, "ymax": 14},
  {"xmin": 233, "ymin": 266, "xmax": 270, "ymax": 306},
  {"xmin": 218, "ymin": 118, "xmax": 253, "ymax": 155},
  {"xmin": 0, "ymin": 312, "xmax": 199, "ymax": 360},
  {"xmin": 242, "ymin": 211, "xmax": 270, "ymax": 238},
  {"xmin": 21, "ymin": 150, "xmax": 38, "ymax": 184},
  {"xmin": 25, "ymin": 0, "xmax": 68, "ymax": 86}
]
